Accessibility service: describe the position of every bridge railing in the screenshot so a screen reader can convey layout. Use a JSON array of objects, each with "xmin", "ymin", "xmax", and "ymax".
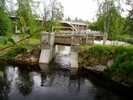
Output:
[
  {"xmin": 55, "ymin": 33, "xmax": 96, "ymax": 45},
  {"xmin": 52, "ymin": 27, "xmax": 76, "ymax": 32},
  {"xmin": 41, "ymin": 31, "xmax": 104, "ymax": 47},
  {"xmin": 71, "ymin": 35, "xmax": 95, "ymax": 45}
]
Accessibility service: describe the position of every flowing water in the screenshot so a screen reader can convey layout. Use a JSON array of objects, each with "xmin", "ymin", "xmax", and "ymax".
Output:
[{"xmin": 0, "ymin": 46, "xmax": 129, "ymax": 100}]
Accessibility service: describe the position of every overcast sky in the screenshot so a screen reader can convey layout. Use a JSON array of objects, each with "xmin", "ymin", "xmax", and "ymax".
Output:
[
  {"xmin": 58, "ymin": 0, "xmax": 130, "ymax": 22},
  {"xmin": 58, "ymin": 0, "xmax": 98, "ymax": 22}
]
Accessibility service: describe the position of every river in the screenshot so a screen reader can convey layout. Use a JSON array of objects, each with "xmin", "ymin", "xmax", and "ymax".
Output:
[{"xmin": 0, "ymin": 45, "xmax": 129, "ymax": 100}]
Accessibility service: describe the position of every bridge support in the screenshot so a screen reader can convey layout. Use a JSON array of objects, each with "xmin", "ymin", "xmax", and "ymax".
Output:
[
  {"xmin": 39, "ymin": 31, "xmax": 98, "ymax": 70},
  {"xmin": 39, "ymin": 32, "xmax": 55, "ymax": 64},
  {"xmin": 70, "ymin": 46, "xmax": 79, "ymax": 73}
]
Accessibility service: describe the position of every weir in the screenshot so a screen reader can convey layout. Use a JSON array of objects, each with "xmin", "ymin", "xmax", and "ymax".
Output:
[{"xmin": 39, "ymin": 31, "xmax": 103, "ymax": 69}]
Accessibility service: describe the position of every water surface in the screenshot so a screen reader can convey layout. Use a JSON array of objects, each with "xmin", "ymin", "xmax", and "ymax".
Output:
[{"xmin": 0, "ymin": 46, "xmax": 128, "ymax": 100}]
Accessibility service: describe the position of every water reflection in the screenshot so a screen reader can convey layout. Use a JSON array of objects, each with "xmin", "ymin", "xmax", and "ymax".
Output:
[
  {"xmin": 68, "ymin": 73, "xmax": 81, "ymax": 94},
  {"xmin": 40, "ymin": 71, "xmax": 47, "ymax": 87},
  {"xmin": 0, "ymin": 46, "xmax": 128, "ymax": 100},
  {"xmin": 16, "ymin": 69, "xmax": 33, "ymax": 96},
  {"xmin": 95, "ymin": 88, "xmax": 121, "ymax": 100},
  {"xmin": 0, "ymin": 66, "xmax": 10, "ymax": 100},
  {"xmin": 0, "ymin": 64, "xmax": 127, "ymax": 100},
  {"xmin": 55, "ymin": 45, "xmax": 71, "ymax": 69}
]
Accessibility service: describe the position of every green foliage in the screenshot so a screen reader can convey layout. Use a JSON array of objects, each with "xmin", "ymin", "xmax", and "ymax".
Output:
[
  {"xmin": 126, "ymin": 17, "xmax": 133, "ymax": 36},
  {"xmin": 17, "ymin": 0, "xmax": 38, "ymax": 35},
  {"xmin": 0, "ymin": 9, "xmax": 12, "ymax": 36},
  {"xmin": 90, "ymin": 0, "xmax": 128, "ymax": 40},
  {"xmin": 0, "ymin": 36, "xmax": 8, "ymax": 44},
  {"xmin": 5, "ymin": 44, "xmax": 28, "ymax": 59},
  {"xmin": 107, "ymin": 47, "xmax": 133, "ymax": 85},
  {"xmin": 79, "ymin": 45, "xmax": 115, "ymax": 66},
  {"xmin": 89, "ymin": 22, "xmax": 99, "ymax": 31},
  {"xmin": 44, "ymin": 20, "xmax": 62, "ymax": 32},
  {"xmin": 0, "ymin": 0, "xmax": 5, "ymax": 10},
  {"xmin": 109, "ymin": 11, "xmax": 126, "ymax": 39},
  {"xmin": 90, "ymin": 7, "xmax": 126, "ymax": 40},
  {"xmin": 125, "ymin": 0, "xmax": 133, "ymax": 35},
  {"xmin": 0, "ymin": 36, "xmax": 16, "ymax": 45},
  {"xmin": 89, "ymin": 45, "xmax": 112, "ymax": 58},
  {"xmin": 111, "ymin": 52, "xmax": 133, "ymax": 75}
]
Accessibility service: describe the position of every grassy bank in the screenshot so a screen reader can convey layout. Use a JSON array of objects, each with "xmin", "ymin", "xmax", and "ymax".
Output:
[
  {"xmin": 79, "ymin": 45, "xmax": 133, "ymax": 87},
  {"xmin": 0, "ymin": 37, "xmax": 40, "ymax": 60}
]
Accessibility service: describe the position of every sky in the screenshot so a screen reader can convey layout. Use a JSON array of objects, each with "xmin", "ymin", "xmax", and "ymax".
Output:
[
  {"xmin": 58, "ymin": 0, "xmax": 130, "ymax": 22},
  {"xmin": 58, "ymin": 0, "xmax": 98, "ymax": 22}
]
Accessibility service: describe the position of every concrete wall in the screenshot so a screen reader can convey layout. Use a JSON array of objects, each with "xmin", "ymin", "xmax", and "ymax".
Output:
[{"xmin": 39, "ymin": 32, "xmax": 55, "ymax": 64}]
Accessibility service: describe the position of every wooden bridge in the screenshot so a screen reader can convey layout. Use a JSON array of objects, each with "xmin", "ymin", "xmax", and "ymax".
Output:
[{"xmin": 39, "ymin": 31, "xmax": 103, "ymax": 70}]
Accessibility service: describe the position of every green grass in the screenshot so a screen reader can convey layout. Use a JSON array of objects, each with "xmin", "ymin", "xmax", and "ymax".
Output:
[
  {"xmin": 79, "ymin": 45, "xmax": 117, "ymax": 66},
  {"xmin": 0, "ymin": 43, "xmax": 8, "ymax": 48},
  {"xmin": 0, "ymin": 44, "xmax": 28, "ymax": 60},
  {"xmin": 0, "ymin": 42, "xmax": 13, "ymax": 49},
  {"xmin": 0, "ymin": 35, "xmax": 40, "ymax": 60},
  {"xmin": 112, "ymin": 34, "xmax": 131, "ymax": 40},
  {"xmin": 79, "ymin": 45, "xmax": 133, "ymax": 66},
  {"xmin": 29, "ymin": 38, "xmax": 40, "ymax": 46}
]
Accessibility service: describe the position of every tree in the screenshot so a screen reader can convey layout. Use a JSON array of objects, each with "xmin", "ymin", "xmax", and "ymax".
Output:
[
  {"xmin": 65, "ymin": 17, "xmax": 72, "ymax": 21},
  {"xmin": 40, "ymin": 0, "xmax": 64, "ymax": 32},
  {"xmin": 0, "ymin": 8, "xmax": 12, "ymax": 36},
  {"xmin": 50, "ymin": 0, "xmax": 64, "ymax": 21},
  {"xmin": 0, "ymin": 0, "xmax": 15, "ymax": 45},
  {"xmin": 17, "ymin": 0, "xmax": 37, "ymax": 35},
  {"xmin": 6, "ymin": 0, "xmax": 17, "ymax": 16},
  {"xmin": 0, "ymin": 71, "xmax": 10, "ymax": 100},
  {"xmin": 126, "ymin": 0, "xmax": 133, "ymax": 35},
  {"xmin": 0, "ymin": 0, "xmax": 5, "ymax": 10},
  {"xmin": 48, "ymin": 0, "xmax": 64, "ymax": 32},
  {"xmin": 16, "ymin": 70, "xmax": 33, "ymax": 96},
  {"xmin": 41, "ymin": 1, "xmax": 50, "ymax": 30},
  {"xmin": 74, "ymin": 17, "xmax": 78, "ymax": 22},
  {"xmin": 93, "ymin": 0, "xmax": 126, "ymax": 40},
  {"xmin": 97, "ymin": 0, "xmax": 113, "ymax": 43}
]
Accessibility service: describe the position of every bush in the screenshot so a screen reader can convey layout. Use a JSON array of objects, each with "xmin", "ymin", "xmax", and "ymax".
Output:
[{"xmin": 108, "ymin": 47, "xmax": 133, "ymax": 79}]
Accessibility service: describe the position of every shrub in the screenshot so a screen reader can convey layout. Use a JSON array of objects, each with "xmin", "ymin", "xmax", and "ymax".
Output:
[{"xmin": 109, "ymin": 48, "xmax": 133, "ymax": 78}]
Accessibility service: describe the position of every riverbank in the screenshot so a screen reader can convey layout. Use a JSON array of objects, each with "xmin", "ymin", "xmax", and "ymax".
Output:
[
  {"xmin": 14, "ymin": 47, "xmax": 40, "ymax": 65},
  {"xmin": 79, "ymin": 45, "xmax": 133, "ymax": 88},
  {"xmin": 1, "ymin": 43, "xmax": 133, "ymax": 90},
  {"xmin": 0, "ymin": 42, "xmax": 41, "ymax": 65}
]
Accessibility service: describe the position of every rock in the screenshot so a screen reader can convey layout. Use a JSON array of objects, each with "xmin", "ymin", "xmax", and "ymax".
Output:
[
  {"xmin": 107, "ymin": 60, "xmax": 113, "ymax": 68},
  {"xmin": 15, "ymin": 53, "xmax": 39, "ymax": 65},
  {"xmin": 86, "ymin": 65, "xmax": 106, "ymax": 72},
  {"xmin": 95, "ymin": 65, "xmax": 106, "ymax": 71}
]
